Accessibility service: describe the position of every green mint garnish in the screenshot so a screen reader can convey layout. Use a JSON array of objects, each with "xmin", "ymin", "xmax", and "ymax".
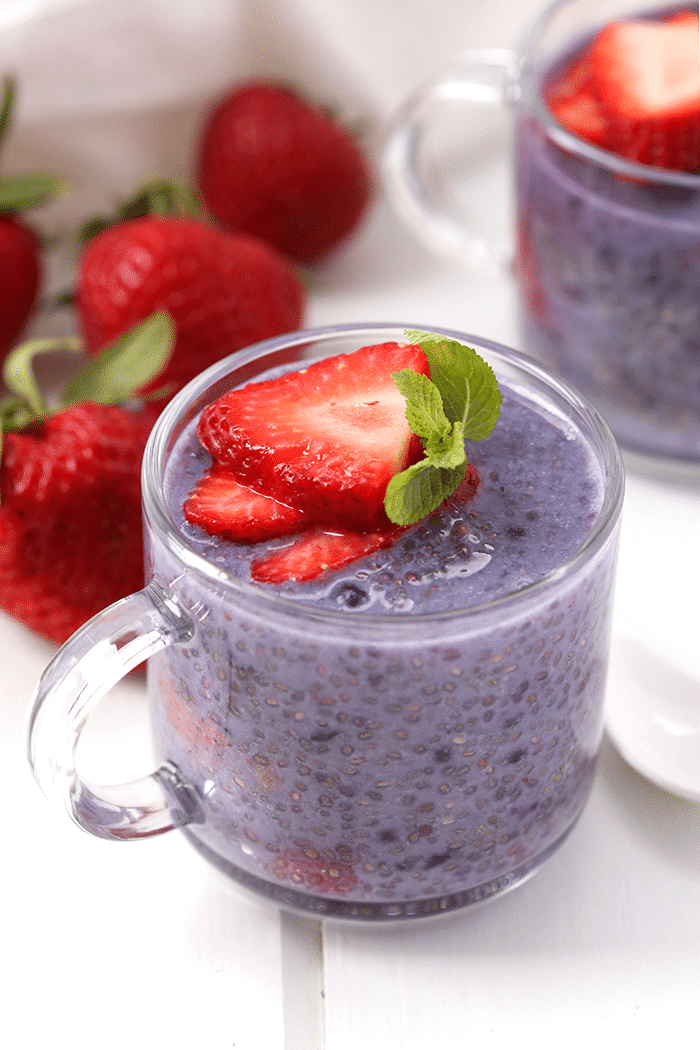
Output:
[{"xmin": 384, "ymin": 330, "xmax": 501, "ymax": 526}]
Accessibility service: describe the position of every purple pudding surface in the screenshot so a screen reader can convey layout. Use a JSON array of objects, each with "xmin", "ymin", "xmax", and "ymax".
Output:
[
  {"xmin": 147, "ymin": 366, "xmax": 618, "ymax": 918},
  {"xmin": 165, "ymin": 391, "xmax": 601, "ymax": 614},
  {"xmin": 516, "ymin": 6, "xmax": 700, "ymax": 462}
]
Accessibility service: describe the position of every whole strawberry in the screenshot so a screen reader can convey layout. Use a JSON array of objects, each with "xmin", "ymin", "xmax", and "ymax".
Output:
[
  {"xmin": 0, "ymin": 78, "xmax": 63, "ymax": 360},
  {"xmin": 76, "ymin": 183, "xmax": 306, "ymax": 405},
  {"xmin": 195, "ymin": 81, "xmax": 372, "ymax": 265},
  {"xmin": 0, "ymin": 311, "xmax": 173, "ymax": 645}
]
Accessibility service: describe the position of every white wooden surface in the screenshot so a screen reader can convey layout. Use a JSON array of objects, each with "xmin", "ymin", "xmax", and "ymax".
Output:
[{"xmin": 4, "ymin": 197, "xmax": 700, "ymax": 1049}]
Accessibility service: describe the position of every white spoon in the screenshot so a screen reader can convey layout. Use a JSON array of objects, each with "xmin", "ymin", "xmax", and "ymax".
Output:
[{"xmin": 605, "ymin": 613, "xmax": 700, "ymax": 803}]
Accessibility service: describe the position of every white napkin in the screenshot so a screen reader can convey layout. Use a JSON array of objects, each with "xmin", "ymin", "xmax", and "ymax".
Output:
[{"xmin": 0, "ymin": 0, "xmax": 547, "ymax": 233}]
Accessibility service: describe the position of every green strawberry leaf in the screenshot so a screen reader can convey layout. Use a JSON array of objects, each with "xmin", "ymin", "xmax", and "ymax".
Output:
[
  {"xmin": 78, "ymin": 178, "xmax": 208, "ymax": 247},
  {"xmin": 120, "ymin": 178, "xmax": 206, "ymax": 220},
  {"xmin": 384, "ymin": 330, "xmax": 501, "ymax": 526},
  {"xmin": 0, "ymin": 77, "xmax": 14, "ymax": 153},
  {"xmin": 0, "ymin": 393, "xmax": 37, "ymax": 466},
  {"xmin": 0, "ymin": 310, "xmax": 176, "ymax": 500},
  {"xmin": 2, "ymin": 336, "xmax": 82, "ymax": 417},
  {"xmin": 62, "ymin": 310, "xmax": 175, "ymax": 406},
  {"xmin": 0, "ymin": 78, "xmax": 64, "ymax": 211},
  {"xmin": 0, "ymin": 173, "xmax": 65, "ymax": 212}
]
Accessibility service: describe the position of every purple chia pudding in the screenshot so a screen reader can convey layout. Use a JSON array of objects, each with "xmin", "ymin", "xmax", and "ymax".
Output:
[
  {"xmin": 144, "ymin": 327, "xmax": 622, "ymax": 919},
  {"xmin": 516, "ymin": 4, "xmax": 700, "ymax": 463}
]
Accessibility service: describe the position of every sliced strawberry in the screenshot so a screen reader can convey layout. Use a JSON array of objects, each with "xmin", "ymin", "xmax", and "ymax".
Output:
[
  {"xmin": 198, "ymin": 341, "xmax": 428, "ymax": 532},
  {"xmin": 453, "ymin": 462, "xmax": 480, "ymax": 504},
  {"xmin": 183, "ymin": 463, "xmax": 308, "ymax": 543},
  {"xmin": 544, "ymin": 54, "xmax": 609, "ymax": 147},
  {"xmin": 250, "ymin": 525, "xmax": 405, "ymax": 584},
  {"xmin": 590, "ymin": 15, "xmax": 700, "ymax": 171},
  {"xmin": 271, "ymin": 847, "xmax": 357, "ymax": 894}
]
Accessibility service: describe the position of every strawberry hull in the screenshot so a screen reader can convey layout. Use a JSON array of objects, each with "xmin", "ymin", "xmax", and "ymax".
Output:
[{"xmin": 142, "ymin": 326, "xmax": 623, "ymax": 919}]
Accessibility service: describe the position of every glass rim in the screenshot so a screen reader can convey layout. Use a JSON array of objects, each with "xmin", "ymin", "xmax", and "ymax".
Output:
[
  {"xmin": 142, "ymin": 323, "xmax": 624, "ymax": 639},
  {"xmin": 517, "ymin": 0, "xmax": 700, "ymax": 190}
]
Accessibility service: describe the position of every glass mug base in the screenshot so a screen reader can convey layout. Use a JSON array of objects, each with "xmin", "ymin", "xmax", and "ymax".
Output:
[
  {"xmin": 182, "ymin": 815, "xmax": 585, "ymax": 922},
  {"xmin": 27, "ymin": 324, "xmax": 623, "ymax": 923}
]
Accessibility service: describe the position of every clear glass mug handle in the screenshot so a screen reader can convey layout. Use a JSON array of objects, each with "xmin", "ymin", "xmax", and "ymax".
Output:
[
  {"xmin": 26, "ymin": 580, "xmax": 204, "ymax": 840},
  {"xmin": 383, "ymin": 48, "xmax": 519, "ymax": 270}
]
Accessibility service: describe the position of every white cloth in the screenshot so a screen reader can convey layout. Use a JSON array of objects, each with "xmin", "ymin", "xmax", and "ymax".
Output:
[{"xmin": 0, "ymin": 0, "xmax": 546, "ymax": 227}]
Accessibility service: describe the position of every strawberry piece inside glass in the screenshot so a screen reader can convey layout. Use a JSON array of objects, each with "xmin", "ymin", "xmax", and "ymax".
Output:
[{"xmin": 517, "ymin": 3, "xmax": 700, "ymax": 460}]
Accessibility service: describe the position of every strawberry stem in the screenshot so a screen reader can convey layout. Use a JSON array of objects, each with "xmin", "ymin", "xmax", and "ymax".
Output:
[
  {"xmin": 78, "ymin": 178, "xmax": 209, "ymax": 247},
  {"xmin": 0, "ymin": 77, "xmax": 14, "ymax": 152},
  {"xmin": 0, "ymin": 77, "xmax": 64, "ymax": 212}
]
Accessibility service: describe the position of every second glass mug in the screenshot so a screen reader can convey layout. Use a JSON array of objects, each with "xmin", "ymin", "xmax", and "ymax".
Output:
[
  {"xmin": 384, "ymin": 0, "xmax": 700, "ymax": 465},
  {"xmin": 27, "ymin": 324, "xmax": 623, "ymax": 922}
]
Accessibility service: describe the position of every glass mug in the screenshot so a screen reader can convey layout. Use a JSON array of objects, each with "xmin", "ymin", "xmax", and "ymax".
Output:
[
  {"xmin": 27, "ymin": 324, "xmax": 623, "ymax": 921},
  {"xmin": 384, "ymin": 0, "xmax": 700, "ymax": 465}
]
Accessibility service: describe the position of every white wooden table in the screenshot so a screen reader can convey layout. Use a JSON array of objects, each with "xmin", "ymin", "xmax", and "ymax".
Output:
[{"xmin": 4, "ymin": 199, "xmax": 700, "ymax": 1049}]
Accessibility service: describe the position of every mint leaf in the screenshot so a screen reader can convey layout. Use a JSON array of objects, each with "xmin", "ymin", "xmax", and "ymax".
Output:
[
  {"xmin": 384, "ymin": 330, "xmax": 502, "ymax": 526},
  {"xmin": 404, "ymin": 329, "xmax": 501, "ymax": 439},
  {"xmin": 424, "ymin": 421, "xmax": 469, "ymax": 469},
  {"xmin": 384, "ymin": 460, "xmax": 467, "ymax": 527},
  {"xmin": 392, "ymin": 368, "xmax": 450, "ymax": 441}
]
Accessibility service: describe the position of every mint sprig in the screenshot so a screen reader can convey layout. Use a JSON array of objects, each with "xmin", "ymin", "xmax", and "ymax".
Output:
[{"xmin": 384, "ymin": 330, "xmax": 501, "ymax": 526}]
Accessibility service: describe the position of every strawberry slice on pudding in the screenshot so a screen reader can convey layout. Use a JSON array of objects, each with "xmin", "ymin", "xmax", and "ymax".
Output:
[
  {"xmin": 197, "ymin": 341, "xmax": 428, "ymax": 532},
  {"xmin": 590, "ymin": 14, "xmax": 700, "ymax": 171},
  {"xmin": 545, "ymin": 11, "xmax": 700, "ymax": 173},
  {"xmin": 183, "ymin": 464, "xmax": 309, "ymax": 543}
]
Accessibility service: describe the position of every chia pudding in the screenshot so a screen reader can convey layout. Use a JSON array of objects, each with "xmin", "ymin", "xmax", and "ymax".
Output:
[
  {"xmin": 146, "ymin": 330, "xmax": 622, "ymax": 919},
  {"xmin": 515, "ymin": 4, "xmax": 700, "ymax": 463}
]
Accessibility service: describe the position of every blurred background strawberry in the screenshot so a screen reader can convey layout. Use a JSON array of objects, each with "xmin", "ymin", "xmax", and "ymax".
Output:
[
  {"xmin": 195, "ymin": 81, "xmax": 373, "ymax": 265},
  {"xmin": 75, "ymin": 180, "xmax": 306, "ymax": 407},
  {"xmin": 0, "ymin": 78, "xmax": 63, "ymax": 362},
  {"xmin": 0, "ymin": 311, "xmax": 173, "ymax": 644}
]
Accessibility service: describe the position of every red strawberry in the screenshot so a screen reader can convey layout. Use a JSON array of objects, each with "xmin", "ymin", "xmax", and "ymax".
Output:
[
  {"xmin": 0, "ymin": 217, "xmax": 40, "ymax": 358},
  {"xmin": 0, "ymin": 311, "xmax": 173, "ymax": 645},
  {"xmin": 546, "ymin": 12, "xmax": 700, "ymax": 172},
  {"xmin": 0, "ymin": 78, "xmax": 63, "ymax": 361},
  {"xmin": 195, "ymin": 81, "xmax": 372, "ymax": 265},
  {"xmin": 159, "ymin": 664, "xmax": 229, "ymax": 764},
  {"xmin": 197, "ymin": 341, "xmax": 428, "ymax": 532},
  {"xmin": 183, "ymin": 463, "xmax": 308, "ymax": 543},
  {"xmin": 544, "ymin": 54, "xmax": 609, "ymax": 148},
  {"xmin": 271, "ymin": 847, "xmax": 358, "ymax": 894},
  {"xmin": 77, "ymin": 213, "xmax": 305, "ymax": 407},
  {"xmin": 250, "ymin": 524, "xmax": 405, "ymax": 584},
  {"xmin": 0, "ymin": 402, "xmax": 152, "ymax": 644},
  {"xmin": 589, "ymin": 14, "xmax": 700, "ymax": 170}
]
